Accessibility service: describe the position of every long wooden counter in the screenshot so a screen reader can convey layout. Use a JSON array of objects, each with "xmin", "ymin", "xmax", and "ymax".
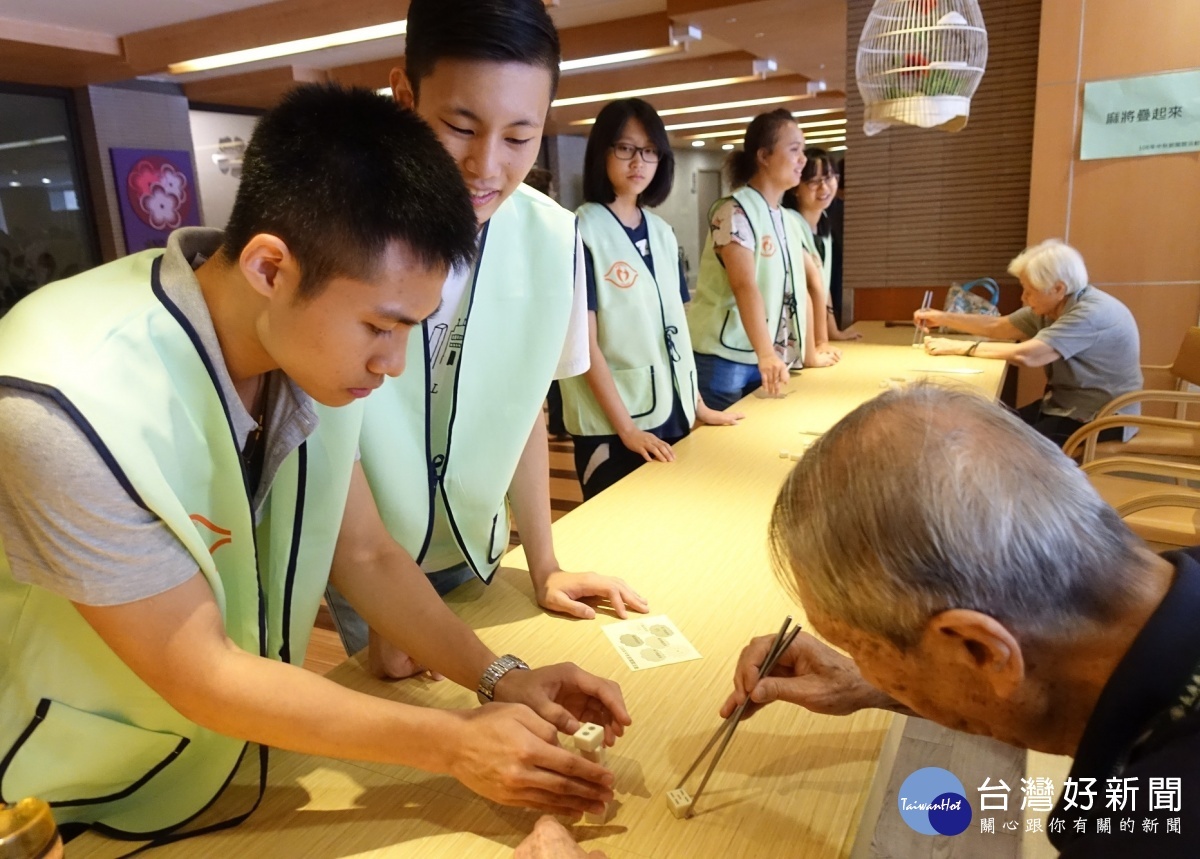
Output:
[{"xmin": 70, "ymin": 323, "xmax": 1013, "ymax": 859}]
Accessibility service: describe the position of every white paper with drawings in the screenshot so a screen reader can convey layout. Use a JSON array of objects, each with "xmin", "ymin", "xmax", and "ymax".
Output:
[{"xmin": 602, "ymin": 615, "xmax": 701, "ymax": 671}]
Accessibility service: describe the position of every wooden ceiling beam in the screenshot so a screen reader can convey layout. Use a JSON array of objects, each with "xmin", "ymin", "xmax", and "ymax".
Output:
[
  {"xmin": 0, "ymin": 16, "xmax": 120, "ymax": 56},
  {"xmin": 120, "ymin": 0, "xmax": 411, "ymax": 76},
  {"xmin": 550, "ymin": 74, "xmax": 826, "ymax": 127},
  {"xmin": 182, "ymin": 66, "xmax": 327, "ymax": 111},
  {"xmin": 327, "ymin": 58, "xmax": 398, "ymax": 92},
  {"xmin": 551, "ymin": 105, "xmax": 847, "ymax": 139},
  {"xmin": 0, "ymin": 43, "xmax": 131, "ymax": 89},
  {"xmin": 554, "ymin": 51, "xmax": 777, "ymax": 103},
  {"xmin": 0, "ymin": 15, "xmax": 130, "ymax": 87},
  {"xmin": 665, "ymin": 0, "xmax": 739, "ymax": 14},
  {"xmin": 559, "ymin": 12, "xmax": 672, "ymax": 61}
]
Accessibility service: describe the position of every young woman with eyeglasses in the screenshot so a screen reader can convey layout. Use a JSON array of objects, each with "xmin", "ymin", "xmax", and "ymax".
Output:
[
  {"xmin": 785, "ymin": 148, "xmax": 861, "ymax": 342},
  {"xmin": 559, "ymin": 98, "xmax": 742, "ymax": 500},
  {"xmin": 688, "ymin": 109, "xmax": 840, "ymax": 411}
]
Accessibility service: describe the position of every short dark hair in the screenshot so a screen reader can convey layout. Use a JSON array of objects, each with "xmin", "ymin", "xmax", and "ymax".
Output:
[
  {"xmin": 727, "ymin": 108, "xmax": 796, "ymax": 188},
  {"xmin": 405, "ymin": 0, "xmax": 561, "ymax": 102},
  {"xmin": 800, "ymin": 147, "xmax": 837, "ymax": 183},
  {"xmin": 221, "ymin": 83, "xmax": 477, "ymax": 299},
  {"xmin": 582, "ymin": 99, "xmax": 675, "ymax": 208}
]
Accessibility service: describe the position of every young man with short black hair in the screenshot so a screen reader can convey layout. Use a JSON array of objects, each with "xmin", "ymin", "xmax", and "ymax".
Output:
[
  {"xmin": 336, "ymin": 0, "xmax": 651, "ymax": 678},
  {"xmin": 0, "ymin": 83, "xmax": 625, "ymax": 840}
]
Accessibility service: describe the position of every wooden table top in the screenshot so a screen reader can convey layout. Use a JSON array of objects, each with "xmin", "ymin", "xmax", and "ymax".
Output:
[{"xmin": 70, "ymin": 324, "xmax": 1007, "ymax": 859}]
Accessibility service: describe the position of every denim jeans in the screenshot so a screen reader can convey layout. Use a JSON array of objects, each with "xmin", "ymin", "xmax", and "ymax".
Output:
[
  {"xmin": 324, "ymin": 563, "xmax": 476, "ymax": 656},
  {"xmin": 694, "ymin": 352, "xmax": 762, "ymax": 411}
]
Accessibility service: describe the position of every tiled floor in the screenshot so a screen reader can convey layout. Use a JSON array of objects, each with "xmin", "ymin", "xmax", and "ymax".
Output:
[{"xmin": 301, "ymin": 426, "xmax": 581, "ymax": 675}]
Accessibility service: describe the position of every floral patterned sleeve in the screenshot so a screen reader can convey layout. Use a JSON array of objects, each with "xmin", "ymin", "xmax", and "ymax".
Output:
[{"xmin": 709, "ymin": 199, "xmax": 755, "ymax": 252}]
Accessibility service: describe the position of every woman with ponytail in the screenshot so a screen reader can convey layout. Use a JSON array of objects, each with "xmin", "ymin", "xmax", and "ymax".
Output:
[{"xmin": 688, "ymin": 110, "xmax": 839, "ymax": 410}]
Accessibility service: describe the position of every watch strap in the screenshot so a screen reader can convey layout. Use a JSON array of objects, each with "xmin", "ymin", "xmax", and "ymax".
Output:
[{"xmin": 476, "ymin": 654, "xmax": 530, "ymax": 704}]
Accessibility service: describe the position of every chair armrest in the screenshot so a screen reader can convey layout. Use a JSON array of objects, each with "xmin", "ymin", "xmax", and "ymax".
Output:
[
  {"xmin": 1062, "ymin": 414, "xmax": 1200, "ymax": 462},
  {"xmin": 1113, "ymin": 491, "xmax": 1200, "ymax": 519},
  {"xmin": 1081, "ymin": 456, "xmax": 1200, "ymax": 481},
  {"xmin": 1097, "ymin": 388, "xmax": 1200, "ymax": 420}
]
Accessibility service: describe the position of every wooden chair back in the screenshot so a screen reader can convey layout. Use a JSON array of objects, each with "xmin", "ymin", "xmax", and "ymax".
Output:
[{"xmin": 1170, "ymin": 327, "xmax": 1200, "ymax": 387}]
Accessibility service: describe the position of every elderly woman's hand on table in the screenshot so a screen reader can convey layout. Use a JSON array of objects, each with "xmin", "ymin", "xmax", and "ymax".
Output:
[
  {"xmin": 913, "ymin": 308, "xmax": 946, "ymax": 332},
  {"xmin": 923, "ymin": 336, "xmax": 974, "ymax": 357},
  {"xmin": 515, "ymin": 816, "xmax": 609, "ymax": 859}
]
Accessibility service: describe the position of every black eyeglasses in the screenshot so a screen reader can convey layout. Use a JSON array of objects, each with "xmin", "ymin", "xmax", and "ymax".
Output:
[
  {"xmin": 611, "ymin": 142, "xmax": 661, "ymax": 163},
  {"xmin": 802, "ymin": 174, "xmax": 838, "ymax": 189}
]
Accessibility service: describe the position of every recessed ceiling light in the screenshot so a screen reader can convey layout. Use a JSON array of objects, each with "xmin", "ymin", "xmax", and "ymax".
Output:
[
  {"xmin": 169, "ymin": 20, "xmax": 407, "ymax": 74},
  {"xmin": 691, "ymin": 140, "xmax": 705, "ymax": 147},
  {"xmin": 721, "ymin": 143, "xmax": 735, "ymax": 150},
  {"xmin": 666, "ymin": 114, "xmax": 846, "ymax": 133},
  {"xmin": 682, "ymin": 118, "xmax": 847, "ymax": 140},
  {"xmin": 552, "ymin": 75, "xmax": 761, "ymax": 109},
  {"xmin": 0, "ymin": 136, "xmax": 68, "ymax": 153},
  {"xmin": 41, "ymin": 178, "xmax": 51, "ymax": 185},
  {"xmin": 8, "ymin": 181, "xmax": 19, "ymax": 188},
  {"xmin": 561, "ymin": 45, "xmax": 684, "ymax": 72},
  {"xmin": 570, "ymin": 98, "xmax": 835, "ymax": 126}
]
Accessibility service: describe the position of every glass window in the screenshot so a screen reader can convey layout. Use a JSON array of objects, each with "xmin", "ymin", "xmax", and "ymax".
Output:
[{"xmin": 0, "ymin": 86, "xmax": 99, "ymax": 317}]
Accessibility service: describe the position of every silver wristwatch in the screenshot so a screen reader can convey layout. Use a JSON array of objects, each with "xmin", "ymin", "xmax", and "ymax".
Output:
[{"xmin": 476, "ymin": 654, "xmax": 530, "ymax": 704}]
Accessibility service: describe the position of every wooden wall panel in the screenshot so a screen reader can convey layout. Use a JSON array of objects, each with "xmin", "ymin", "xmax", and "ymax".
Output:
[
  {"xmin": 842, "ymin": 0, "xmax": 1041, "ymax": 310},
  {"xmin": 1024, "ymin": 0, "xmax": 1200, "ymax": 394},
  {"xmin": 1079, "ymin": 0, "xmax": 1200, "ymax": 80},
  {"xmin": 852, "ymin": 283, "xmax": 1022, "ymax": 322}
]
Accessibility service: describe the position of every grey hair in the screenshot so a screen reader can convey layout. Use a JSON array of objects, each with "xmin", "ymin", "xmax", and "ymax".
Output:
[
  {"xmin": 1007, "ymin": 239, "xmax": 1089, "ymax": 296},
  {"xmin": 769, "ymin": 382, "xmax": 1146, "ymax": 648}
]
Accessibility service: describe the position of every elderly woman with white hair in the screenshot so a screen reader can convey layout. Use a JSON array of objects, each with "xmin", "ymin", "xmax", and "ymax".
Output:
[{"xmin": 915, "ymin": 238, "xmax": 1143, "ymax": 445}]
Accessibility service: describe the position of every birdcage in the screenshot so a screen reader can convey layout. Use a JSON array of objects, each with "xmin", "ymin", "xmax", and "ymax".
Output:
[{"xmin": 855, "ymin": 0, "xmax": 988, "ymax": 136}]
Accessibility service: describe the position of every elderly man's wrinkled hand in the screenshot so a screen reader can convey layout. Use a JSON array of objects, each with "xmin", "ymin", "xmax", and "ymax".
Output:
[
  {"xmin": 720, "ymin": 630, "xmax": 887, "ymax": 720},
  {"xmin": 514, "ymin": 816, "xmax": 608, "ymax": 859}
]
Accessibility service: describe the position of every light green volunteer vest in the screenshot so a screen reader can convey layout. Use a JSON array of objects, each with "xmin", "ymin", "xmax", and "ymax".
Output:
[
  {"xmin": 358, "ymin": 185, "xmax": 576, "ymax": 581},
  {"xmin": 689, "ymin": 185, "xmax": 808, "ymax": 365},
  {"xmin": 561, "ymin": 204, "xmax": 697, "ymax": 436},
  {"xmin": 793, "ymin": 210, "xmax": 833, "ymax": 293},
  {"xmin": 0, "ymin": 252, "xmax": 359, "ymax": 836}
]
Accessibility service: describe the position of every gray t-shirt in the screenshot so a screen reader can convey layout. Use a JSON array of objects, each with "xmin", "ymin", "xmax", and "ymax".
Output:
[
  {"xmin": 1009, "ymin": 285, "xmax": 1143, "ymax": 428},
  {"xmin": 0, "ymin": 228, "xmax": 319, "ymax": 606}
]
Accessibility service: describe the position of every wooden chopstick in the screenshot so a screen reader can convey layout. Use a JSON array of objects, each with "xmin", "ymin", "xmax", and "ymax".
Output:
[{"xmin": 678, "ymin": 619, "xmax": 803, "ymax": 817}]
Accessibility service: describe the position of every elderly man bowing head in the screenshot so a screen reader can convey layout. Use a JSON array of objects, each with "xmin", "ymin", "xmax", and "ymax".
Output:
[{"xmin": 723, "ymin": 383, "xmax": 1198, "ymax": 857}]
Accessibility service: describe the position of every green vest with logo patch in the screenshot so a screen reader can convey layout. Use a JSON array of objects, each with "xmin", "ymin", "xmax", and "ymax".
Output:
[
  {"xmin": 793, "ymin": 210, "xmax": 833, "ymax": 293},
  {"xmin": 357, "ymin": 185, "xmax": 576, "ymax": 581},
  {"xmin": 0, "ymin": 251, "xmax": 359, "ymax": 835},
  {"xmin": 561, "ymin": 204, "xmax": 697, "ymax": 436},
  {"xmin": 689, "ymin": 185, "xmax": 808, "ymax": 364}
]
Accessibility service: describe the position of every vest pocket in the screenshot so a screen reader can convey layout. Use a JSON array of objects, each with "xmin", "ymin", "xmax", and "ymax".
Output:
[
  {"xmin": 718, "ymin": 309, "xmax": 756, "ymax": 353},
  {"xmin": 0, "ymin": 698, "xmax": 189, "ymax": 807},
  {"xmin": 611, "ymin": 366, "xmax": 657, "ymax": 420}
]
